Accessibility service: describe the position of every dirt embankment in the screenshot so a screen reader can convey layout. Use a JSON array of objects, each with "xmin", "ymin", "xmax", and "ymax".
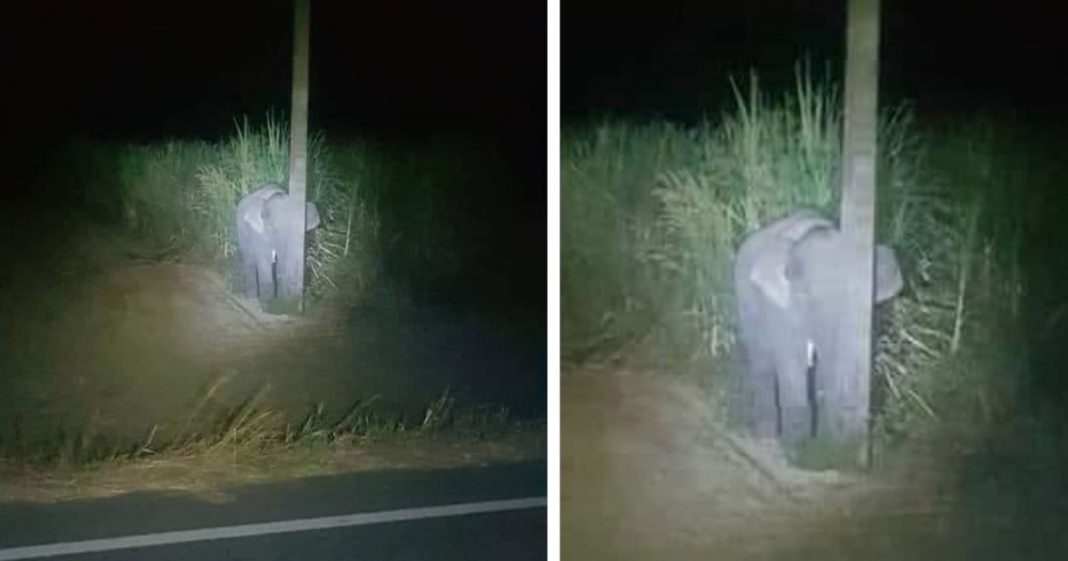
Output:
[
  {"xmin": 0, "ymin": 204, "xmax": 544, "ymax": 446},
  {"xmin": 0, "ymin": 206, "xmax": 340, "ymax": 444},
  {"xmin": 561, "ymin": 360, "xmax": 1067, "ymax": 561}
]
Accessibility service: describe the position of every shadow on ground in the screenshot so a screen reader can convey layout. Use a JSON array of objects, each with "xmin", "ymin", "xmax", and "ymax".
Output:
[{"xmin": 0, "ymin": 201, "xmax": 545, "ymax": 450}]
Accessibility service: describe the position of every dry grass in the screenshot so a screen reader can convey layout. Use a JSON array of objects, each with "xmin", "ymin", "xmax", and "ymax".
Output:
[
  {"xmin": 0, "ymin": 426, "xmax": 545, "ymax": 505},
  {"xmin": 0, "ymin": 379, "xmax": 543, "ymax": 504}
]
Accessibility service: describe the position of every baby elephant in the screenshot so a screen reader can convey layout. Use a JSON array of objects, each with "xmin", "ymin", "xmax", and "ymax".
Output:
[
  {"xmin": 733, "ymin": 208, "xmax": 904, "ymax": 452},
  {"xmin": 235, "ymin": 183, "xmax": 321, "ymax": 304}
]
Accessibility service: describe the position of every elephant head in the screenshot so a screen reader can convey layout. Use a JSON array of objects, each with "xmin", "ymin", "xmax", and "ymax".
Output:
[
  {"xmin": 235, "ymin": 183, "xmax": 321, "ymax": 303},
  {"xmin": 241, "ymin": 184, "xmax": 319, "ymax": 236},
  {"xmin": 733, "ymin": 208, "xmax": 904, "ymax": 451},
  {"xmin": 751, "ymin": 224, "xmax": 904, "ymax": 314}
]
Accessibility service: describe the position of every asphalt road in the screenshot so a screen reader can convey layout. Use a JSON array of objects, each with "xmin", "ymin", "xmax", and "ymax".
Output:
[{"xmin": 0, "ymin": 460, "xmax": 546, "ymax": 560}]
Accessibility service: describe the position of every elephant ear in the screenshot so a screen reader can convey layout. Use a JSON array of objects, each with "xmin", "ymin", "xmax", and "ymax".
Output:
[
  {"xmin": 750, "ymin": 254, "xmax": 792, "ymax": 309},
  {"xmin": 778, "ymin": 210, "xmax": 831, "ymax": 241},
  {"xmin": 874, "ymin": 244, "xmax": 904, "ymax": 303},
  {"xmin": 243, "ymin": 207, "xmax": 269, "ymax": 235},
  {"xmin": 748, "ymin": 212, "xmax": 832, "ymax": 310},
  {"xmin": 305, "ymin": 202, "xmax": 321, "ymax": 231}
]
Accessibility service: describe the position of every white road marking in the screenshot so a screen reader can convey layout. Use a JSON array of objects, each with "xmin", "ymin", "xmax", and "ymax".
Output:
[{"xmin": 0, "ymin": 496, "xmax": 546, "ymax": 560}]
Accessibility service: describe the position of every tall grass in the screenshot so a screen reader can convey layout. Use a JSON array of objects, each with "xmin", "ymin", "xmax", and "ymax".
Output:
[
  {"xmin": 47, "ymin": 115, "xmax": 486, "ymax": 307},
  {"xmin": 562, "ymin": 63, "xmax": 910, "ymax": 360},
  {"xmin": 561, "ymin": 121, "xmax": 698, "ymax": 357},
  {"xmin": 192, "ymin": 114, "xmax": 292, "ymax": 260},
  {"xmin": 309, "ymin": 139, "xmax": 382, "ymax": 300},
  {"xmin": 872, "ymin": 119, "xmax": 1027, "ymax": 449},
  {"xmin": 562, "ymin": 61, "xmax": 1027, "ymax": 447}
]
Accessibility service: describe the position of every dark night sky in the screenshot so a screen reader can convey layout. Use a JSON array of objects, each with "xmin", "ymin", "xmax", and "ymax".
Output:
[
  {"xmin": 564, "ymin": 0, "xmax": 1068, "ymax": 124},
  {"xmin": 4, "ymin": 1, "xmax": 545, "ymax": 175}
]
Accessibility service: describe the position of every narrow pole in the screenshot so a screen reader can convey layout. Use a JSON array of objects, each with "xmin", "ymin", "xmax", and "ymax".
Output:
[
  {"xmin": 278, "ymin": 0, "xmax": 311, "ymax": 313},
  {"xmin": 832, "ymin": 0, "xmax": 880, "ymax": 468}
]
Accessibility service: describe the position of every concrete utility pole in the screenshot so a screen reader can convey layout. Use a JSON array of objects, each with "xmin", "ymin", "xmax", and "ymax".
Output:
[
  {"xmin": 278, "ymin": 0, "xmax": 311, "ymax": 314},
  {"xmin": 830, "ymin": 0, "xmax": 881, "ymax": 468}
]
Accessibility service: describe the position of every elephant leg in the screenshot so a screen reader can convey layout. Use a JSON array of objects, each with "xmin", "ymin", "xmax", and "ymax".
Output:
[
  {"xmin": 744, "ymin": 343, "xmax": 779, "ymax": 440},
  {"xmin": 256, "ymin": 257, "xmax": 275, "ymax": 302},
  {"xmin": 776, "ymin": 348, "xmax": 812, "ymax": 450},
  {"xmin": 736, "ymin": 287, "xmax": 780, "ymax": 440},
  {"xmin": 812, "ymin": 331, "xmax": 840, "ymax": 439},
  {"xmin": 239, "ymin": 253, "xmax": 259, "ymax": 299}
]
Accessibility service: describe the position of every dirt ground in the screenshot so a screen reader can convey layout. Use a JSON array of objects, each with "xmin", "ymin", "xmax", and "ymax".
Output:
[
  {"xmin": 562, "ymin": 357, "xmax": 1068, "ymax": 561},
  {"xmin": 0, "ymin": 203, "xmax": 545, "ymax": 449}
]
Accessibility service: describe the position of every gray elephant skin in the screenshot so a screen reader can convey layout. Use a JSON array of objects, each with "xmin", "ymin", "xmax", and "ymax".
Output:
[
  {"xmin": 235, "ymin": 183, "xmax": 320, "ymax": 304},
  {"xmin": 732, "ymin": 208, "xmax": 904, "ymax": 453}
]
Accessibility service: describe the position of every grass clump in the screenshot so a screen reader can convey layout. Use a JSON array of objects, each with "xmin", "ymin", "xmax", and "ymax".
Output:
[
  {"xmin": 562, "ymin": 59, "xmax": 1029, "ymax": 453},
  {"xmin": 870, "ymin": 119, "xmax": 1027, "ymax": 455},
  {"xmin": 0, "ymin": 383, "xmax": 532, "ymax": 491}
]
